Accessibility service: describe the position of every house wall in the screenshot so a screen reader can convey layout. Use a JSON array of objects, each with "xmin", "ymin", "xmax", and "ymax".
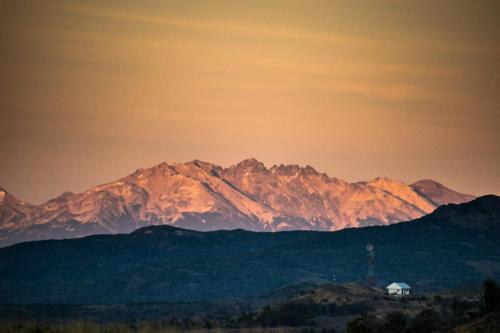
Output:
[
  {"xmin": 387, "ymin": 288, "xmax": 410, "ymax": 295},
  {"xmin": 387, "ymin": 288, "xmax": 400, "ymax": 295}
]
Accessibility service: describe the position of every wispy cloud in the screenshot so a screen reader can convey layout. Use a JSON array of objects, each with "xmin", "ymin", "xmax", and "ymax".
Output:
[
  {"xmin": 57, "ymin": 2, "xmax": 500, "ymax": 57},
  {"xmin": 57, "ymin": 3, "xmax": 377, "ymax": 47}
]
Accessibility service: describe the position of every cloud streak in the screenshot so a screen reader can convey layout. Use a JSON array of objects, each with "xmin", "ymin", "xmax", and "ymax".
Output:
[{"xmin": 1, "ymin": 0, "xmax": 499, "ymax": 202}]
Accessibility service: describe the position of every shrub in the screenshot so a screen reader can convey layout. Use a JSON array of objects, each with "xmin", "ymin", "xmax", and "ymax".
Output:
[
  {"xmin": 409, "ymin": 309, "xmax": 441, "ymax": 333},
  {"xmin": 381, "ymin": 311, "xmax": 408, "ymax": 333},
  {"xmin": 346, "ymin": 317, "xmax": 372, "ymax": 333}
]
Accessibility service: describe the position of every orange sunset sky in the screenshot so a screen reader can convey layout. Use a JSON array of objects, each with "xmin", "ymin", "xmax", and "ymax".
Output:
[{"xmin": 0, "ymin": 0, "xmax": 499, "ymax": 203}]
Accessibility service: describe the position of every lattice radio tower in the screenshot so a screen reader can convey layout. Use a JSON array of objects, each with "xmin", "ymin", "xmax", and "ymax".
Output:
[{"xmin": 366, "ymin": 243, "xmax": 375, "ymax": 287}]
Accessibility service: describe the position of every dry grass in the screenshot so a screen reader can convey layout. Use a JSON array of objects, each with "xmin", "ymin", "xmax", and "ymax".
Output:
[{"xmin": 0, "ymin": 321, "xmax": 303, "ymax": 333}]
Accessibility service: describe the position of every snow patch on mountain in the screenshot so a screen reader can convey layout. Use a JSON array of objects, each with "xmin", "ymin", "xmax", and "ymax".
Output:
[{"xmin": 0, "ymin": 159, "xmax": 476, "ymax": 246}]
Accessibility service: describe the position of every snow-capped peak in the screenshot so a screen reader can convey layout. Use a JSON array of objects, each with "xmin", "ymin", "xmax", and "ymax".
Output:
[{"xmin": 0, "ymin": 160, "xmax": 476, "ymax": 247}]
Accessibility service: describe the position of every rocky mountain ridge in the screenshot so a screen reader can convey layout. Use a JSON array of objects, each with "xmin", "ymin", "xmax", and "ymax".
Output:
[{"xmin": 0, "ymin": 158, "xmax": 475, "ymax": 246}]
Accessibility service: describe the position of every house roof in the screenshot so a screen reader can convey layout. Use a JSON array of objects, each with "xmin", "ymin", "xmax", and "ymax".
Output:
[{"xmin": 386, "ymin": 282, "xmax": 411, "ymax": 289}]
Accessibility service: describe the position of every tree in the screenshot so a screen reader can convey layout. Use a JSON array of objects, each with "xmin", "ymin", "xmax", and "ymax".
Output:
[{"xmin": 481, "ymin": 279, "xmax": 500, "ymax": 314}]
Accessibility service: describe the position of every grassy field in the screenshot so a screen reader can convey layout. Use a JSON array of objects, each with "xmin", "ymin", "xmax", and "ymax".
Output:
[{"xmin": 0, "ymin": 321, "xmax": 306, "ymax": 333}]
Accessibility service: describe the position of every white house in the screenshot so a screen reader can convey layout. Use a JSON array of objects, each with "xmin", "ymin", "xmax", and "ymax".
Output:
[{"xmin": 386, "ymin": 282, "xmax": 411, "ymax": 296}]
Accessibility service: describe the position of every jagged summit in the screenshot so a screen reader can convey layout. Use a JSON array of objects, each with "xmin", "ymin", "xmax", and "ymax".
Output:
[
  {"xmin": 0, "ymin": 159, "xmax": 476, "ymax": 246},
  {"xmin": 235, "ymin": 158, "xmax": 266, "ymax": 169}
]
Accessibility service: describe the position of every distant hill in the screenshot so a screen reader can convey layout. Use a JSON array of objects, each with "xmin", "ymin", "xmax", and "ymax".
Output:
[
  {"xmin": 0, "ymin": 159, "xmax": 475, "ymax": 246},
  {"xmin": 0, "ymin": 195, "xmax": 498, "ymax": 304},
  {"xmin": 411, "ymin": 179, "xmax": 476, "ymax": 206}
]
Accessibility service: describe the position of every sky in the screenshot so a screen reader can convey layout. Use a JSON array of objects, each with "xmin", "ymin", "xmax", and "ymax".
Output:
[{"xmin": 0, "ymin": 0, "xmax": 499, "ymax": 204}]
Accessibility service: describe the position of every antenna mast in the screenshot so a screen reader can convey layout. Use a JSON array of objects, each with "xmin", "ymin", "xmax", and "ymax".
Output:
[{"xmin": 366, "ymin": 243, "xmax": 375, "ymax": 287}]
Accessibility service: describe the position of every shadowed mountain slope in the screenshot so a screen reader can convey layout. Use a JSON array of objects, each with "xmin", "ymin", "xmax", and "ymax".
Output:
[
  {"xmin": 0, "ymin": 195, "xmax": 498, "ymax": 304},
  {"xmin": 411, "ymin": 179, "xmax": 476, "ymax": 207}
]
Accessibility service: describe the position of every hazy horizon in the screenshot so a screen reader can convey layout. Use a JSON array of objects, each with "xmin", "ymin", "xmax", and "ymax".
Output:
[{"xmin": 1, "ymin": 0, "xmax": 499, "ymax": 203}]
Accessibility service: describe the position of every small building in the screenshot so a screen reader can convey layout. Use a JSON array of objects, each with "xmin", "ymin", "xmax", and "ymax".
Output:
[{"xmin": 386, "ymin": 282, "xmax": 411, "ymax": 296}]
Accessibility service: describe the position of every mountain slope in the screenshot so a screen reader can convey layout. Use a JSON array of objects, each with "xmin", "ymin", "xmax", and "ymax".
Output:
[
  {"xmin": 0, "ymin": 187, "xmax": 33, "ymax": 230},
  {"xmin": 411, "ymin": 179, "xmax": 476, "ymax": 206},
  {"xmin": 0, "ymin": 195, "xmax": 498, "ymax": 304},
  {"xmin": 0, "ymin": 159, "xmax": 476, "ymax": 246}
]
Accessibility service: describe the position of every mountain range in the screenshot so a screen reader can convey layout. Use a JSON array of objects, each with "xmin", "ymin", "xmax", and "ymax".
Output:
[
  {"xmin": 0, "ymin": 158, "xmax": 475, "ymax": 247},
  {"xmin": 1, "ymin": 195, "xmax": 498, "ymax": 304}
]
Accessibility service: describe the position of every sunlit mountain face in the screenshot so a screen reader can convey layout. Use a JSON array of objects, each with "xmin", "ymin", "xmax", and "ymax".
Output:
[{"xmin": 0, "ymin": 159, "xmax": 474, "ymax": 247}]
